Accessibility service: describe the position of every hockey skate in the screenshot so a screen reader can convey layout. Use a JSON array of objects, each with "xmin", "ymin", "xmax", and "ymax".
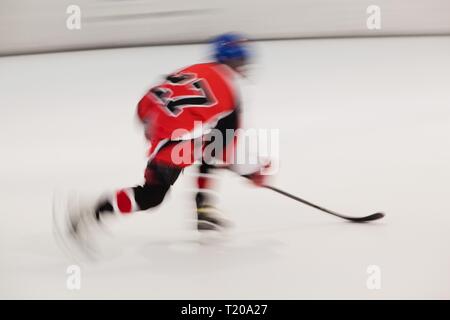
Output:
[
  {"xmin": 196, "ymin": 205, "xmax": 231, "ymax": 231},
  {"xmin": 53, "ymin": 191, "xmax": 104, "ymax": 261}
]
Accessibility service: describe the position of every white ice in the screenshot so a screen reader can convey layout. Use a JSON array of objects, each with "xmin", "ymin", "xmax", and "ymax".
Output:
[{"xmin": 0, "ymin": 37, "xmax": 449, "ymax": 299}]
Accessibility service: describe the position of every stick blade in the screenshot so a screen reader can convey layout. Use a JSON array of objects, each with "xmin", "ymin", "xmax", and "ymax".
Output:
[{"xmin": 347, "ymin": 212, "xmax": 385, "ymax": 223}]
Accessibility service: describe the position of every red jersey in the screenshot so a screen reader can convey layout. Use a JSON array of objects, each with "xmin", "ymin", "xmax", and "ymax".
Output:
[{"xmin": 137, "ymin": 63, "xmax": 239, "ymax": 157}]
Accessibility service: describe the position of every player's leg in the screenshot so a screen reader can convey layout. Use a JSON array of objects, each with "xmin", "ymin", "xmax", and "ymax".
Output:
[
  {"xmin": 194, "ymin": 110, "xmax": 239, "ymax": 230},
  {"xmin": 59, "ymin": 160, "xmax": 181, "ymax": 257},
  {"xmin": 94, "ymin": 161, "xmax": 182, "ymax": 220},
  {"xmin": 67, "ymin": 139, "xmax": 187, "ymax": 243},
  {"xmin": 195, "ymin": 161, "xmax": 232, "ymax": 230},
  {"xmin": 195, "ymin": 161, "xmax": 216, "ymax": 209}
]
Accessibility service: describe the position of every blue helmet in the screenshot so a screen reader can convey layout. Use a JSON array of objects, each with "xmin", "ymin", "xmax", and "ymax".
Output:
[{"xmin": 211, "ymin": 33, "xmax": 250, "ymax": 64}]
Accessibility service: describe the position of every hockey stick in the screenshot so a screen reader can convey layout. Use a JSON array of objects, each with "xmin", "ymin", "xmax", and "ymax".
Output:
[
  {"xmin": 262, "ymin": 185, "xmax": 385, "ymax": 222},
  {"xmin": 221, "ymin": 165, "xmax": 384, "ymax": 222}
]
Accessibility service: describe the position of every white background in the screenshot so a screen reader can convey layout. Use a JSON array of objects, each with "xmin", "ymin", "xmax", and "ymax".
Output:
[{"xmin": 0, "ymin": 36, "xmax": 449, "ymax": 298}]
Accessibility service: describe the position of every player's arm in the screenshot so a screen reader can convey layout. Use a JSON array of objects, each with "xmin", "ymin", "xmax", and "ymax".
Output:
[{"xmin": 229, "ymin": 161, "xmax": 272, "ymax": 186}]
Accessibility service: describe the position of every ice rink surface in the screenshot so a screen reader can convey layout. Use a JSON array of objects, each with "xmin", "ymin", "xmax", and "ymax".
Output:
[{"xmin": 1, "ymin": 36, "xmax": 449, "ymax": 299}]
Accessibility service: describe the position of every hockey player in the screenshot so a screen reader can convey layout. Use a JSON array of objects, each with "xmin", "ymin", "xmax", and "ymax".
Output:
[{"xmin": 68, "ymin": 33, "xmax": 269, "ymax": 242}]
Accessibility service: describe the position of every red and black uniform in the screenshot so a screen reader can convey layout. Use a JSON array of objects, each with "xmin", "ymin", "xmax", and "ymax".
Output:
[{"xmin": 96, "ymin": 63, "xmax": 240, "ymax": 216}]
